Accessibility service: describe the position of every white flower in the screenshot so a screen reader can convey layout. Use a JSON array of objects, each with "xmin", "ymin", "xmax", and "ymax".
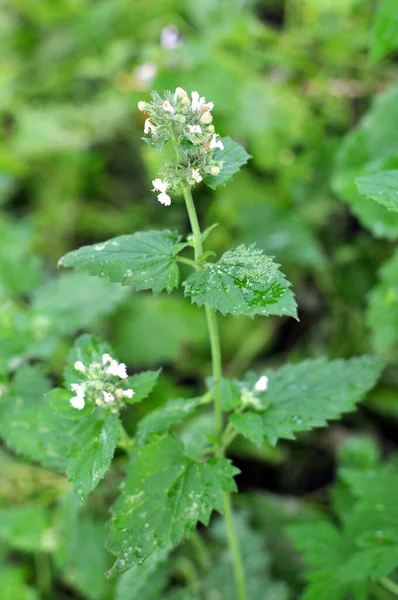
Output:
[
  {"xmin": 191, "ymin": 168, "xmax": 202, "ymax": 183},
  {"xmin": 188, "ymin": 125, "xmax": 202, "ymax": 134},
  {"xmin": 122, "ymin": 389, "xmax": 135, "ymax": 399},
  {"xmin": 74, "ymin": 361, "xmax": 85, "ymax": 373},
  {"xmin": 70, "ymin": 383, "xmax": 85, "ymax": 410},
  {"xmin": 191, "ymin": 91, "xmax": 202, "ymax": 112},
  {"xmin": 254, "ymin": 375, "xmax": 268, "ymax": 392},
  {"xmin": 210, "ymin": 134, "xmax": 224, "ymax": 150},
  {"xmin": 70, "ymin": 395, "xmax": 85, "ymax": 410},
  {"xmin": 175, "ymin": 87, "xmax": 188, "ymax": 101},
  {"xmin": 138, "ymin": 101, "xmax": 147, "ymax": 112},
  {"xmin": 163, "ymin": 100, "xmax": 174, "ymax": 113},
  {"xmin": 102, "ymin": 353, "xmax": 112, "ymax": 365},
  {"xmin": 200, "ymin": 111, "xmax": 213, "ymax": 124},
  {"xmin": 144, "ymin": 119, "xmax": 156, "ymax": 134},
  {"xmin": 103, "ymin": 391, "xmax": 115, "ymax": 403},
  {"xmin": 210, "ymin": 166, "xmax": 220, "ymax": 175},
  {"xmin": 106, "ymin": 359, "xmax": 128, "ymax": 379},
  {"xmin": 152, "ymin": 178, "xmax": 171, "ymax": 206}
]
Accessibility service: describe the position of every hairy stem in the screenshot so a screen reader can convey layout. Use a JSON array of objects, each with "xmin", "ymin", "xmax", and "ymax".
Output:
[{"xmin": 182, "ymin": 183, "xmax": 247, "ymax": 600}]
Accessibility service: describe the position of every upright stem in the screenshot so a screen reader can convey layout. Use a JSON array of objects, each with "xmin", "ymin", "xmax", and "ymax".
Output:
[{"xmin": 182, "ymin": 183, "xmax": 247, "ymax": 600}]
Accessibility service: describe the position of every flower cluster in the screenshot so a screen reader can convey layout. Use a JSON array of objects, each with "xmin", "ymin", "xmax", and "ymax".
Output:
[
  {"xmin": 138, "ymin": 88, "xmax": 224, "ymax": 206},
  {"xmin": 70, "ymin": 354, "xmax": 134, "ymax": 411}
]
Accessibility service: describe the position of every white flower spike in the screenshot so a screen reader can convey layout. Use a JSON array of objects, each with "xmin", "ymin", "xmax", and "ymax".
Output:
[
  {"xmin": 191, "ymin": 168, "xmax": 202, "ymax": 183},
  {"xmin": 152, "ymin": 178, "xmax": 172, "ymax": 206},
  {"xmin": 255, "ymin": 375, "xmax": 269, "ymax": 392},
  {"xmin": 210, "ymin": 134, "xmax": 224, "ymax": 150}
]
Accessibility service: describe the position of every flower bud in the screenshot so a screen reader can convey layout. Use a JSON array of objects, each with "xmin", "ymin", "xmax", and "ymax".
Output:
[
  {"xmin": 207, "ymin": 125, "xmax": 215, "ymax": 134},
  {"xmin": 175, "ymin": 87, "xmax": 188, "ymax": 99},
  {"xmin": 138, "ymin": 101, "xmax": 147, "ymax": 112},
  {"xmin": 181, "ymin": 96, "xmax": 190, "ymax": 106},
  {"xmin": 200, "ymin": 111, "xmax": 213, "ymax": 124},
  {"xmin": 74, "ymin": 361, "xmax": 85, "ymax": 373},
  {"xmin": 210, "ymin": 166, "xmax": 220, "ymax": 176}
]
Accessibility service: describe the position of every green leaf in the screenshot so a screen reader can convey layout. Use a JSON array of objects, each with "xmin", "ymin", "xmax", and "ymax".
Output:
[
  {"xmin": 66, "ymin": 413, "xmax": 120, "ymax": 500},
  {"xmin": 106, "ymin": 433, "xmax": 238, "ymax": 576},
  {"xmin": 0, "ymin": 505, "xmax": 52, "ymax": 553},
  {"xmin": 230, "ymin": 412, "xmax": 264, "ymax": 447},
  {"xmin": 0, "ymin": 566, "xmax": 39, "ymax": 600},
  {"xmin": 127, "ymin": 369, "xmax": 162, "ymax": 404},
  {"xmin": 32, "ymin": 271, "xmax": 128, "ymax": 336},
  {"xmin": 47, "ymin": 387, "xmax": 95, "ymax": 420},
  {"xmin": 240, "ymin": 356, "xmax": 384, "ymax": 446},
  {"xmin": 367, "ymin": 249, "xmax": 398, "ymax": 353},
  {"xmin": 356, "ymin": 171, "xmax": 398, "ymax": 212},
  {"xmin": 115, "ymin": 548, "xmax": 170, "ymax": 600},
  {"xmin": 203, "ymin": 137, "xmax": 251, "ymax": 189},
  {"xmin": 0, "ymin": 366, "xmax": 75, "ymax": 471},
  {"xmin": 184, "ymin": 245, "xmax": 297, "ymax": 318},
  {"xmin": 58, "ymin": 230, "xmax": 186, "ymax": 294},
  {"xmin": 136, "ymin": 397, "xmax": 202, "ymax": 443},
  {"xmin": 371, "ymin": 0, "xmax": 398, "ymax": 62}
]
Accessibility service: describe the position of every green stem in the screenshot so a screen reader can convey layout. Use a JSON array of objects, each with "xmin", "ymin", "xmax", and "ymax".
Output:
[
  {"xmin": 177, "ymin": 256, "xmax": 198, "ymax": 268},
  {"xmin": 35, "ymin": 552, "xmax": 52, "ymax": 599},
  {"xmin": 181, "ymin": 183, "xmax": 247, "ymax": 600},
  {"xmin": 381, "ymin": 578, "xmax": 398, "ymax": 597},
  {"xmin": 190, "ymin": 530, "xmax": 211, "ymax": 571}
]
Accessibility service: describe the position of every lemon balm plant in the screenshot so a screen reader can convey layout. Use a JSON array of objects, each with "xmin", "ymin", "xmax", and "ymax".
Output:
[{"xmin": 54, "ymin": 89, "xmax": 385, "ymax": 599}]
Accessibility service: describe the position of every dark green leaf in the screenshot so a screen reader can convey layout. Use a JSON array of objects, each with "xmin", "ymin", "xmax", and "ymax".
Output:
[
  {"xmin": 59, "ymin": 230, "xmax": 186, "ymax": 294},
  {"xmin": 66, "ymin": 413, "xmax": 120, "ymax": 500},
  {"xmin": 184, "ymin": 245, "xmax": 297, "ymax": 318},
  {"xmin": 230, "ymin": 413, "xmax": 264, "ymax": 447},
  {"xmin": 136, "ymin": 397, "xmax": 202, "ymax": 443},
  {"xmin": 106, "ymin": 433, "xmax": 238, "ymax": 576},
  {"xmin": 127, "ymin": 369, "xmax": 162, "ymax": 404}
]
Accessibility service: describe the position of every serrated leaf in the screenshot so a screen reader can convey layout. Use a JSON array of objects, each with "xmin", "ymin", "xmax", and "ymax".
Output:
[
  {"xmin": 106, "ymin": 433, "xmax": 238, "ymax": 576},
  {"xmin": 136, "ymin": 397, "xmax": 202, "ymax": 443},
  {"xmin": 32, "ymin": 271, "xmax": 128, "ymax": 336},
  {"xmin": 240, "ymin": 356, "xmax": 384, "ymax": 446},
  {"xmin": 371, "ymin": 0, "xmax": 398, "ymax": 62},
  {"xmin": 127, "ymin": 369, "xmax": 161, "ymax": 404},
  {"xmin": 47, "ymin": 387, "xmax": 95, "ymax": 420},
  {"xmin": 66, "ymin": 413, "xmax": 120, "ymax": 500},
  {"xmin": 0, "ymin": 505, "xmax": 51, "ymax": 553},
  {"xmin": 116, "ymin": 547, "xmax": 170, "ymax": 600},
  {"xmin": 367, "ymin": 249, "xmax": 398, "ymax": 353},
  {"xmin": 59, "ymin": 230, "xmax": 186, "ymax": 294},
  {"xmin": 230, "ymin": 412, "xmax": 264, "ymax": 446},
  {"xmin": 203, "ymin": 137, "xmax": 251, "ymax": 190},
  {"xmin": 0, "ymin": 366, "xmax": 75, "ymax": 471},
  {"xmin": 356, "ymin": 171, "xmax": 398, "ymax": 212},
  {"xmin": 184, "ymin": 245, "xmax": 297, "ymax": 318}
]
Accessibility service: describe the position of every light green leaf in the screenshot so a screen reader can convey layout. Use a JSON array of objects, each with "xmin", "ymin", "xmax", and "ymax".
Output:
[
  {"xmin": 66, "ymin": 413, "xmax": 120, "ymax": 500},
  {"xmin": 203, "ymin": 137, "xmax": 251, "ymax": 190},
  {"xmin": 127, "ymin": 369, "xmax": 162, "ymax": 404},
  {"xmin": 32, "ymin": 271, "xmax": 128, "ymax": 336},
  {"xmin": 0, "ymin": 366, "xmax": 75, "ymax": 471},
  {"xmin": 230, "ymin": 412, "xmax": 264, "ymax": 447},
  {"xmin": 136, "ymin": 397, "xmax": 202, "ymax": 443},
  {"xmin": 115, "ymin": 548, "xmax": 170, "ymax": 600},
  {"xmin": 356, "ymin": 171, "xmax": 398, "ymax": 212},
  {"xmin": 241, "ymin": 356, "xmax": 384, "ymax": 446},
  {"xmin": 371, "ymin": 0, "xmax": 398, "ymax": 62},
  {"xmin": 184, "ymin": 245, "xmax": 297, "ymax": 318},
  {"xmin": 106, "ymin": 433, "xmax": 238, "ymax": 576},
  {"xmin": 0, "ymin": 505, "xmax": 52, "ymax": 553},
  {"xmin": 59, "ymin": 230, "xmax": 186, "ymax": 294},
  {"xmin": 0, "ymin": 566, "xmax": 39, "ymax": 600},
  {"xmin": 367, "ymin": 249, "xmax": 398, "ymax": 353}
]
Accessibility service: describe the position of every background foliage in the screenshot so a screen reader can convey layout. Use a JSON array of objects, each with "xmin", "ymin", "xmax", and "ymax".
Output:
[{"xmin": 1, "ymin": 0, "xmax": 398, "ymax": 598}]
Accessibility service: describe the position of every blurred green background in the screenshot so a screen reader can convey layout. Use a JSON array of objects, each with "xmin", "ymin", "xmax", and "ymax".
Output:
[{"xmin": 1, "ymin": 0, "xmax": 398, "ymax": 598}]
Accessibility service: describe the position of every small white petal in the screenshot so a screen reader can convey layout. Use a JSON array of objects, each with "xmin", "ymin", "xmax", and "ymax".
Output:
[
  {"xmin": 70, "ymin": 383, "xmax": 85, "ymax": 398},
  {"xmin": 188, "ymin": 125, "xmax": 202, "ymax": 134},
  {"xmin": 116, "ymin": 363, "xmax": 128, "ymax": 379},
  {"xmin": 123, "ymin": 389, "xmax": 135, "ymax": 399},
  {"xmin": 102, "ymin": 353, "xmax": 112, "ymax": 365},
  {"xmin": 70, "ymin": 395, "xmax": 85, "ymax": 410},
  {"xmin": 103, "ymin": 391, "xmax": 115, "ymax": 403},
  {"xmin": 210, "ymin": 134, "xmax": 224, "ymax": 150},
  {"xmin": 144, "ymin": 119, "xmax": 156, "ymax": 134},
  {"xmin": 163, "ymin": 100, "xmax": 174, "ymax": 113},
  {"xmin": 157, "ymin": 192, "xmax": 171, "ymax": 206},
  {"xmin": 152, "ymin": 178, "xmax": 169, "ymax": 194},
  {"xmin": 254, "ymin": 375, "xmax": 269, "ymax": 392},
  {"xmin": 191, "ymin": 168, "xmax": 202, "ymax": 183},
  {"xmin": 74, "ymin": 361, "xmax": 85, "ymax": 373}
]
